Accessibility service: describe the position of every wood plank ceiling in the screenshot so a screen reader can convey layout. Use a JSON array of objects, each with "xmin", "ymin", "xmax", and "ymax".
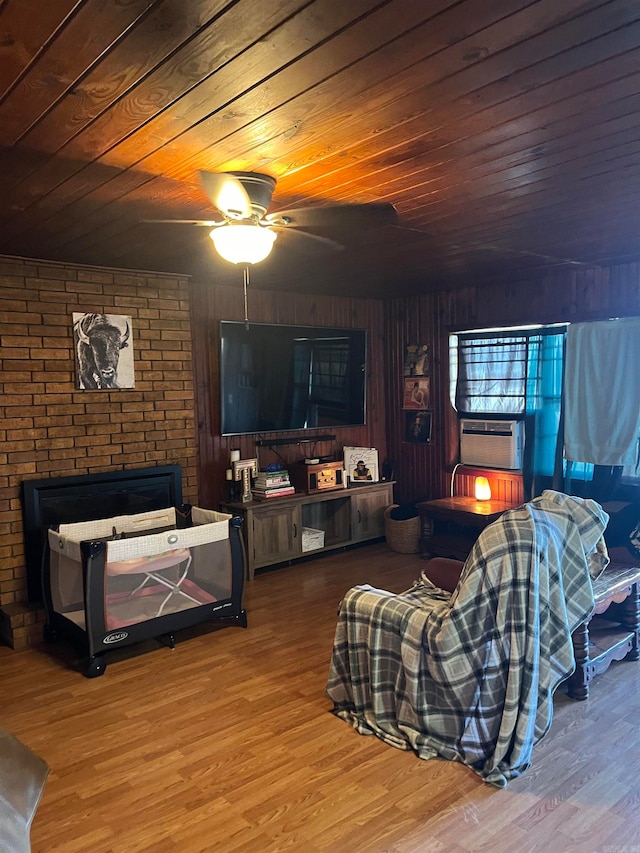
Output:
[{"xmin": 1, "ymin": 0, "xmax": 640, "ymax": 297}]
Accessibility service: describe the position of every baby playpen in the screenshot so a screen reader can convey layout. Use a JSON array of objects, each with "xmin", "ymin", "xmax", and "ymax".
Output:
[{"xmin": 42, "ymin": 504, "xmax": 246, "ymax": 677}]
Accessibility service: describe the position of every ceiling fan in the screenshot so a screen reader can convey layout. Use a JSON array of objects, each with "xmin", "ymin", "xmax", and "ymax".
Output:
[{"xmin": 146, "ymin": 170, "xmax": 399, "ymax": 265}]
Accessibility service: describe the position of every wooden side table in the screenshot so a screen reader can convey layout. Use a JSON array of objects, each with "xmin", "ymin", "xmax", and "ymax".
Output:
[{"xmin": 416, "ymin": 496, "xmax": 518, "ymax": 561}]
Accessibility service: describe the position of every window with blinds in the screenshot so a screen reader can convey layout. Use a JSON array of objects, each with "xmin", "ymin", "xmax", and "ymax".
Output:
[
  {"xmin": 453, "ymin": 329, "xmax": 565, "ymax": 412},
  {"xmin": 451, "ymin": 326, "xmax": 566, "ymax": 480},
  {"xmin": 454, "ymin": 334, "xmax": 528, "ymax": 414}
]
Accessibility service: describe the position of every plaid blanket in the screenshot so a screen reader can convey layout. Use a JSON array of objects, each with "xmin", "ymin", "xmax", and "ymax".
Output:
[{"xmin": 326, "ymin": 490, "xmax": 609, "ymax": 786}]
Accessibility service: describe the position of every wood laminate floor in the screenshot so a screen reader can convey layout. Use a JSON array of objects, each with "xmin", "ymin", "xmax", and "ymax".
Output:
[{"xmin": 1, "ymin": 543, "xmax": 639, "ymax": 853}]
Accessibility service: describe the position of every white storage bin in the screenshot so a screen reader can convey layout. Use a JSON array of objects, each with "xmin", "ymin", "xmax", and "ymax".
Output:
[{"xmin": 302, "ymin": 526, "xmax": 325, "ymax": 552}]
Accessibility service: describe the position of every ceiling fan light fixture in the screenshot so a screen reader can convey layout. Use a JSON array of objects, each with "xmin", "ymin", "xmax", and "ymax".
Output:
[{"xmin": 210, "ymin": 223, "xmax": 276, "ymax": 264}]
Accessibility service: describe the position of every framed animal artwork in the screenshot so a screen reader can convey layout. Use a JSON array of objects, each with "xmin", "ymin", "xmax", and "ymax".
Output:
[{"xmin": 72, "ymin": 313, "xmax": 135, "ymax": 390}]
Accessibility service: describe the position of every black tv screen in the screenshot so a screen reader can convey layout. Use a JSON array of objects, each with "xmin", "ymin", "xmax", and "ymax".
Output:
[{"xmin": 219, "ymin": 321, "xmax": 367, "ymax": 436}]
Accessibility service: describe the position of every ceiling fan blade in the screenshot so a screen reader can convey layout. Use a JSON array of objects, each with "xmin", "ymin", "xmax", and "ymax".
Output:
[
  {"xmin": 142, "ymin": 219, "xmax": 221, "ymax": 226},
  {"xmin": 265, "ymin": 202, "xmax": 398, "ymax": 230},
  {"xmin": 199, "ymin": 171, "xmax": 252, "ymax": 219},
  {"xmin": 269, "ymin": 225, "xmax": 344, "ymax": 252}
]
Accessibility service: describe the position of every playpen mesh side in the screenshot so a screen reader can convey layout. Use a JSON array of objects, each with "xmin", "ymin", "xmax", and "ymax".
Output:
[
  {"xmin": 46, "ymin": 542, "xmax": 85, "ymax": 621},
  {"xmin": 48, "ymin": 510, "xmax": 234, "ymax": 630},
  {"xmin": 104, "ymin": 525, "xmax": 233, "ymax": 628}
]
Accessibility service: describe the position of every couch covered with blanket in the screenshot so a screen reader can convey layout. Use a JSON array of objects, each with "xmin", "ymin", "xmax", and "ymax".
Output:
[{"xmin": 325, "ymin": 490, "xmax": 609, "ymax": 786}]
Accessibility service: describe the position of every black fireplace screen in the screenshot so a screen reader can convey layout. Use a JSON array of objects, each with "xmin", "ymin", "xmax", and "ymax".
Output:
[{"xmin": 21, "ymin": 466, "xmax": 183, "ymax": 602}]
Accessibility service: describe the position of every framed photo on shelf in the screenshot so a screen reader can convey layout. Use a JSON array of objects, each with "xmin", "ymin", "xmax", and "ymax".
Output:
[
  {"xmin": 403, "ymin": 376, "xmax": 430, "ymax": 409},
  {"xmin": 404, "ymin": 410, "xmax": 433, "ymax": 444},
  {"xmin": 343, "ymin": 446, "xmax": 379, "ymax": 484},
  {"xmin": 403, "ymin": 343, "xmax": 430, "ymax": 377}
]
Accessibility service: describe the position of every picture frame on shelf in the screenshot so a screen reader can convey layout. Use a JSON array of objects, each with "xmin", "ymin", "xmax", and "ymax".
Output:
[
  {"xmin": 343, "ymin": 446, "xmax": 379, "ymax": 484},
  {"xmin": 403, "ymin": 377, "xmax": 430, "ymax": 409},
  {"xmin": 404, "ymin": 410, "xmax": 433, "ymax": 444}
]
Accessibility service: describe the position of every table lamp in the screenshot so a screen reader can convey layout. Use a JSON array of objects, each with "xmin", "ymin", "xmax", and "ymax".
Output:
[{"xmin": 475, "ymin": 476, "xmax": 492, "ymax": 501}]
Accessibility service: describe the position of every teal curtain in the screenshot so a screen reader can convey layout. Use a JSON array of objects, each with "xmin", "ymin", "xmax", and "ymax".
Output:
[
  {"xmin": 523, "ymin": 331, "xmax": 594, "ymax": 497},
  {"xmin": 526, "ymin": 333, "xmax": 563, "ymax": 478}
]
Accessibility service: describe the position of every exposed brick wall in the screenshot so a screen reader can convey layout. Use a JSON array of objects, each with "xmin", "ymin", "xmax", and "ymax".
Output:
[{"xmin": 0, "ymin": 255, "xmax": 198, "ymax": 648}]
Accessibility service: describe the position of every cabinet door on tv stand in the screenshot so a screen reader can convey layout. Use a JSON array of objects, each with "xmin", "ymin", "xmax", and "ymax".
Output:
[
  {"xmin": 251, "ymin": 503, "xmax": 302, "ymax": 568},
  {"xmin": 351, "ymin": 485, "xmax": 392, "ymax": 541}
]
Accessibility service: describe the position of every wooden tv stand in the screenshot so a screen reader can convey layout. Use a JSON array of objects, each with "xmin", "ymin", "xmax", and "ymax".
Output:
[{"xmin": 222, "ymin": 481, "xmax": 394, "ymax": 580}]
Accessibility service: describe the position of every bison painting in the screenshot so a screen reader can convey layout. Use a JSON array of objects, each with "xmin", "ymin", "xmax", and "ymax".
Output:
[{"xmin": 73, "ymin": 313, "xmax": 134, "ymax": 390}]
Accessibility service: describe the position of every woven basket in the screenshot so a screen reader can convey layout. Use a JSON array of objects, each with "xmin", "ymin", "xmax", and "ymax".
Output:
[{"xmin": 384, "ymin": 504, "xmax": 421, "ymax": 554}]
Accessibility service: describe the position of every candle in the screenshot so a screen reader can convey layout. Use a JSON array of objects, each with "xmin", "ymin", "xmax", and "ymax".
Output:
[
  {"xmin": 226, "ymin": 468, "xmax": 233, "ymax": 480},
  {"xmin": 230, "ymin": 449, "xmax": 240, "ymax": 463}
]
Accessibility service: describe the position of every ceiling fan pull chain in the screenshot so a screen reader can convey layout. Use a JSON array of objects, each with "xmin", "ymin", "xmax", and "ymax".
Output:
[{"xmin": 243, "ymin": 265, "xmax": 250, "ymax": 329}]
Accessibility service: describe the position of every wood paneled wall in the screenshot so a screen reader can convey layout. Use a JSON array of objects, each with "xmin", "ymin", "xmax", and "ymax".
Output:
[
  {"xmin": 452, "ymin": 465, "xmax": 524, "ymax": 505},
  {"xmin": 190, "ymin": 260, "xmax": 639, "ymax": 512},
  {"xmin": 190, "ymin": 276, "xmax": 387, "ymax": 511},
  {"xmin": 382, "ymin": 290, "xmax": 444, "ymax": 506},
  {"xmin": 384, "ymin": 262, "xmax": 640, "ymax": 507}
]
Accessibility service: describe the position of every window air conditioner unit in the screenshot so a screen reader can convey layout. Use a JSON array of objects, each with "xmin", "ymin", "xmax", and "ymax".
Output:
[{"xmin": 459, "ymin": 419, "xmax": 524, "ymax": 470}]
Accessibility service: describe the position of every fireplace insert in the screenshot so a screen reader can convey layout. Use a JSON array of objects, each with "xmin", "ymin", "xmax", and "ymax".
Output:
[{"xmin": 21, "ymin": 466, "xmax": 183, "ymax": 602}]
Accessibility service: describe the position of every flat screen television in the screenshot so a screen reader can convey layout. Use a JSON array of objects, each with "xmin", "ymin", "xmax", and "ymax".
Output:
[{"xmin": 219, "ymin": 321, "xmax": 367, "ymax": 436}]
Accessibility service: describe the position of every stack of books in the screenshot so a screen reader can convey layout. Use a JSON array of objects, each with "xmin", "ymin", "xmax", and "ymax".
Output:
[{"xmin": 252, "ymin": 469, "xmax": 295, "ymax": 500}]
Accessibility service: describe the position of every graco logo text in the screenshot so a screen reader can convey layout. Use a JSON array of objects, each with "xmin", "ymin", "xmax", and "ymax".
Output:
[{"xmin": 103, "ymin": 631, "xmax": 129, "ymax": 645}]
